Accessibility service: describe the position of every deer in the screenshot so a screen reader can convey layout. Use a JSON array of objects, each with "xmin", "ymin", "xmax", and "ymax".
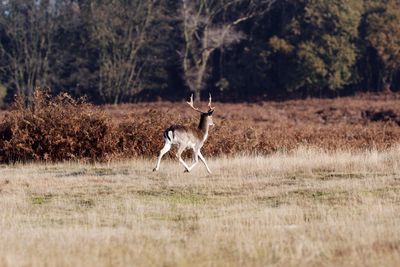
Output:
[{"xmin": 153, "ymin": 94, "xmax": 215, "ymax": 174}]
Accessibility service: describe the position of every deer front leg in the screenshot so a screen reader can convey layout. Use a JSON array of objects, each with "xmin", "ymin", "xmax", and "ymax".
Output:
[
  {"xmin": 186, "ymin": 149, "xmax": 199, "ymax": 172},
  {"xmin": 198, "ymin": 151, "xmax": 212, "ymax": 174},
  {"xmin": 176, "ymin": 146, "xmax": 190, "ymax": 172}
]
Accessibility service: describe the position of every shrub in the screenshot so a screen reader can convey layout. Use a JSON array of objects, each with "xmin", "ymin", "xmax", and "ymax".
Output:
[
  {"xmin": 0, "ymin": 90, "xmax": 116, "ymax": 162},
  {"xmin": 0, "ymin": 90, "xmax": 400, "ymax": 163},
  {"xmin": 115, "ymin": 110, "xmax": 170, "ymax": 157}
]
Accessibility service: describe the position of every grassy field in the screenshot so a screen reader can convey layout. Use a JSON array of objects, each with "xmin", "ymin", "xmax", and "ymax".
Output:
[{"xmin": 1, "ymin": 148, "xmax": 400, "ymax": 267}]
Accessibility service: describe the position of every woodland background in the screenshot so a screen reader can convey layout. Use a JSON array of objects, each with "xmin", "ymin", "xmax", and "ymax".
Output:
[
  {"xmin": 1, "ymin": 2, "xmax": 400, "ymax": 265},
  {"xmin": 0, "ymin": 0, "xmax": 400, "ymax": 105}
]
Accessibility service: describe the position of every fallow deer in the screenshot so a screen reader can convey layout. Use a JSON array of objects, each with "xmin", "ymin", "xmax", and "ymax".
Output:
[{"xmin": 153, "ymin": 94, "xmax": 215, "ymax": 173}]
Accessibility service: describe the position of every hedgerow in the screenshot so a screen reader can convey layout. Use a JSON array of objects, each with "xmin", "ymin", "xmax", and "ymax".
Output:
[{"xmin": 0, "ymin": 90, "xmax": 399, "ymax": 163}]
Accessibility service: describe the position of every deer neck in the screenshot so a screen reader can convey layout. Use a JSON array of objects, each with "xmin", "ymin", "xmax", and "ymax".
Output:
[{"xmin": 198, "ymin": 115, "xmax": 209, "ymax": 140}]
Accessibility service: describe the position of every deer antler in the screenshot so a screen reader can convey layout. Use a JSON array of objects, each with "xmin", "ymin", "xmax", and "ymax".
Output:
[
  {"xmin": 186, "ymin": 94, "xmax": 203, "ymax": 113},
  {"xmin": 187, "ymin": 93, "xmax": 215, "ymax": 113},
  {"xmin": 208, "ymin": 93, "xmax": 215, "ymax": 111}
]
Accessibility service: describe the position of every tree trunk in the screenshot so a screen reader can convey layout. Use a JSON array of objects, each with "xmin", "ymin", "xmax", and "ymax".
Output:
[
  {"xmin": 193, "ymin": 90, "xmax": 201, "ymax": 101},
  {"xmin": 382, "ymin": 73, "xmax": 392, "ymax": 93}
]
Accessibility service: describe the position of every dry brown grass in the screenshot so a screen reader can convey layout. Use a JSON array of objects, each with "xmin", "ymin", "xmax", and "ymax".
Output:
[
  {"xmin": 1, "ymin": 148, "xmax": 400, "ymax": 266},
  {"xmin": 1, "ymin": 91, "xmax": 400, "ymax": 163},
  {"xmin": 0, "ymin": 91, "xmax": 116, "ymax": 162}
]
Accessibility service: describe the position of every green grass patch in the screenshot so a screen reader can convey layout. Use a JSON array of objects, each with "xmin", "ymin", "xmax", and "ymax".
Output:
[
  {"xmin": 135, "ymin": 188, "xmax": 208, "ymax": 205},
  {"xmin": 30, "ymin": 194, "xmax": 53, "ymax": 205}
]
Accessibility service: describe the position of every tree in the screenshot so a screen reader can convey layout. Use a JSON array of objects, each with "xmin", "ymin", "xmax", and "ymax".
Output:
[
  {"xmin": 265, "ymin": 0, "xmax": 363, "ymax": 95},
  {"xmin": 180, "ymin": 0, "xmax": 275, "ymax": 100},
  {"xmin": 138, "ymin": 0, "xmax": 184, "ymax": 101},
  {"xmin": 364, "ymin": 0, "xmax": 400, "ymax": 91},
  {"xmin": 48, "ymin": 1, "xmax": 96, "ymax": 98},
  {"xmin": 0, "ymin": 0, "xmax": 56, "ymax": 101},
  {"xmin": 88, "ymin": 0, "xmax": 156, "ymax": 104}
]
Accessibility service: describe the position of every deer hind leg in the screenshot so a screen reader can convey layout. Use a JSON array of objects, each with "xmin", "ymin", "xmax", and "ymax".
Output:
[
  {"xmin": 198, "ymin": 151, "xmax": 212, "ymax": 174},
  {"xmin": 176, "ymin": 145, "xmax": 191, "ymax": 172},
  {"xmin": 153, "ymin": 142, "xmax": 172, "ymax": 171}
]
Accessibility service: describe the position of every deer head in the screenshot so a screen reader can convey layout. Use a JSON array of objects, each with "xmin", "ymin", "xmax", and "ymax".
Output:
[{"xmin": 186, "ymin": 93, "xmax": 215, "ymax": 127}]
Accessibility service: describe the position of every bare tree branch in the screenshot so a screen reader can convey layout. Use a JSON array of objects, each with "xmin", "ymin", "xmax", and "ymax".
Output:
[
  {"xmin": 0, "ymin": 0, "xmax": 56, "ymax": 101},
  {"xmin": 180, "ymin": 0, "xmax": 276, "ymax": 100},
  {"xmin": 90, "ymin": 0, "xmax": 156, "ymax": 104}
]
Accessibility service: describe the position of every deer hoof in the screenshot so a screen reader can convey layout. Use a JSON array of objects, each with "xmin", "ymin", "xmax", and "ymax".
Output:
[
  {"xmin": 184, "ymin": 169, "xmax": 190, "ymax": 173},
  {"xmin": 153, "ymin": 168, "xmax": 157, "ymax": 172}
]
